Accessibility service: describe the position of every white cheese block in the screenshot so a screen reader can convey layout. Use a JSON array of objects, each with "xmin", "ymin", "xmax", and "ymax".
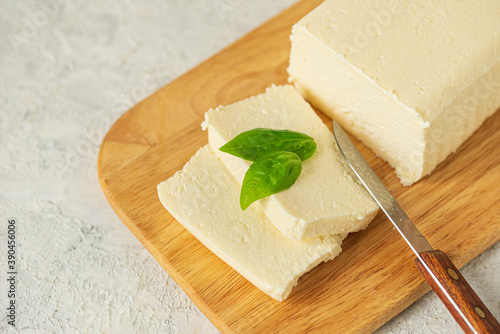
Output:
[
  {"xmin": 203, "ymin": 85, "xmax": 378, "ymax": 241},
  {"xmin": 288, "ymin": 0, "xmax": 500, "ymax": 186},
  {"xmin": 157, "ymin": 146, "xmax": 345, "ymax": 301}
]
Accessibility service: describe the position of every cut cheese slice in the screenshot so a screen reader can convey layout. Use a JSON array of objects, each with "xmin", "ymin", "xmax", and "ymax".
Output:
[
  {"xmin": 288, "ymin": 0, "xmax": 500, "ymax": 185},
  {"xmin": 203, "ymin": 85, "xmax": 378, "ymax": 241},
  {"xmin": 158, "ymin": 146, "xmax": 345, "ymax": 301}
]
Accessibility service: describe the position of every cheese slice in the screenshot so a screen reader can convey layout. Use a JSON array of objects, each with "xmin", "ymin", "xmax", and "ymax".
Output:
[
  {"xmin": 288, "ymin": 0, "xmax": 500, "ymax": 186},
  {"xmin": 203, "ymin": 85, "xmax": 378, "ymax": 241},
  {"xmin": 158, "ymin": 146, "xmax": 345, "ymax": 301}
]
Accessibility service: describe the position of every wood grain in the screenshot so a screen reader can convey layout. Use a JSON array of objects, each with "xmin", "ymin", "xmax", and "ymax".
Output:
[
  {"xmin": 97, "ymin": 0, "xmax": 500, "ymax": 332},
  {"xmin": 415, "ymin": 250, "xmax": 500, "ymax": 333}
]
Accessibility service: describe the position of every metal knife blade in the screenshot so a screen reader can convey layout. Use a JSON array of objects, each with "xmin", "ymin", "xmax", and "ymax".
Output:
[
  {"xmin": 332, "ymin": 121, "xmax": 433, "ymax": 258},
  {"xmin": 332, "ymin": 121, "xmax": 500, "ymax": 334}
]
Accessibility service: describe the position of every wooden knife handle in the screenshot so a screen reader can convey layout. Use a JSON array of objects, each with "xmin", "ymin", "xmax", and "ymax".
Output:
[{"xmin": 415, "ymin": 250, "xmax": 500, "ymax": 333}]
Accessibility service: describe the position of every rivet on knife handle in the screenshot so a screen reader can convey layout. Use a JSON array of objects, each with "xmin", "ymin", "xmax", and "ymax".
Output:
[
  {"xmin": 415, "ymin": 250, "xmax": 500, "ymax": 334},
  {"xmin": 332, "ymin": 121, "xmax": 500, "ymax": 334}
]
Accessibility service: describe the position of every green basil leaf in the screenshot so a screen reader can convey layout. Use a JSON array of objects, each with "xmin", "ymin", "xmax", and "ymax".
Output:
[
  {"xmin": 240, "ymin": 151, "xmax": 302, "ymax": 210},
  {"xmin": 220, "ymin": 128, "xmax": 317, "ymax": 162}
]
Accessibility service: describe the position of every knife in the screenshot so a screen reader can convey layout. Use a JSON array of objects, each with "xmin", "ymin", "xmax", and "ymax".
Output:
[{"xmin": 332, "ymin": 121, "xmax": 500, "ymax": 334}]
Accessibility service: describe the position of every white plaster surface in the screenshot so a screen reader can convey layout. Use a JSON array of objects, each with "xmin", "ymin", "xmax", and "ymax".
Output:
[{"xmin": 0, "ymin": 0, "xmax": 498, "ymax": 333}]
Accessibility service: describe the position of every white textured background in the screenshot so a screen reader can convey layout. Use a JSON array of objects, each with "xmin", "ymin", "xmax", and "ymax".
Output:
[{"xmin": 0, "ymin": 0, "xmax": 498, "ymax": 333}]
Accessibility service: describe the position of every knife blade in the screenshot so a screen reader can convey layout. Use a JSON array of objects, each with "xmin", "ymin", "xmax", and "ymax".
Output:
[{"xmin": 332, "ymin": 121, "xmax": 500, "ymax": 334}]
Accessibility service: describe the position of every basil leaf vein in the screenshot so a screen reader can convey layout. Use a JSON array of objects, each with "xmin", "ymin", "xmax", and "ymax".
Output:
[
  {"xmin": 220, "ymin": 128, "xmax": 316, "ymax": 162},
  {"xmin": 240, "ymin": 151, "xmax": 302, "ymax": 210}
]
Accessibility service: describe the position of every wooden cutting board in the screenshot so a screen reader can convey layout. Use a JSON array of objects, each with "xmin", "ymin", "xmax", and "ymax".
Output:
[{"xmin": 97, "ymin": 1, "xmax": 500, "ymax": 333}]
